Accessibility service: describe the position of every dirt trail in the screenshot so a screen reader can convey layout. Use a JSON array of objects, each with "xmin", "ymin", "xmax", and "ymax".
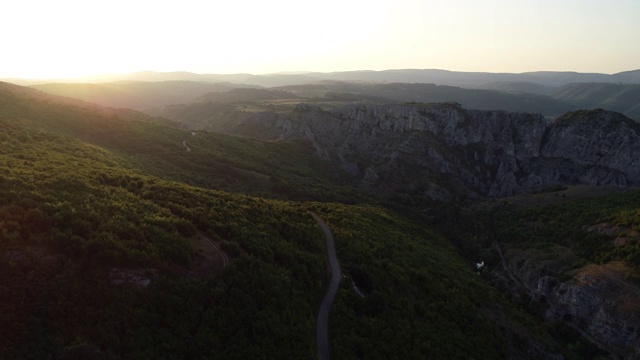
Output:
[{"xmin": 197, "ymin": 231, "xmax": 229, "ymax": 268}]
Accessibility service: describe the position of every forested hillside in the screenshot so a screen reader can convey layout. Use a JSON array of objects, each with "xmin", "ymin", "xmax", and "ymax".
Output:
[
  {"xmin": 2, "ymin": 81, "xmax": 639, "ymax": 358},
  {"xmin": 154, "ymin": 81, "xmax": 575, "ymax": 124},
  {"xmin": 30, "ymin": 81, "xmax": 259, "ymax": 110},
  {"xmin": 0, "ymin": 88, "xmax": 331, "ymax": 357},
  {"xmin": 1, "ymin": 82, "xmax": 360, "ymax": 202},
  {"xmin": 0, "ymin": 83, "xmax": 529, "ymax": 358},
  {"xmin": 552, "ymin": 83, "xmax": 640, "ymax": 121},
  {"xmin": 307, "ymin": 203, "xmax": 568, "ymax": 359}
]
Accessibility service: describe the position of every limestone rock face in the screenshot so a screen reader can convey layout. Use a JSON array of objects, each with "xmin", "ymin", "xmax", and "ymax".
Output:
[
  {"xmin": 541, "ymin": 110, "xmax": 640, "ymax": 182},
  {"xmin": 502, "ymin": 251, "xmax": 640, "ymax": 359},
  {"xmin": 226, "ymin": 104, "xmax": 640, "ymax": 198},
  {"xmin": 550, "ymin": 267, "xmax": 640, "ymax": 359},
  {"xmin": 221, "ymin": 104, "xmax": 640, "ymax": 356}
]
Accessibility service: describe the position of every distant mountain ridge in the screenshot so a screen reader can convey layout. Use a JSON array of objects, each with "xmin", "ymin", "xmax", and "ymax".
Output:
[
  {"xmin": 30, "ymin": 81, "xmax": 260, "ymax": 110},
  {"xmin": 307, "ymin": 69, "xmax": 640, "ymax": 88},
  {"xmin": 5, "ymin": 68, "xmax": 639, "ymax": 88},
  {"xmin": 9, "ymin": 68, "xmax": 638, "ymax": 120},
  {"xmin": 552, "ymin": 83, "xmax": 640, "ymax": 121}
]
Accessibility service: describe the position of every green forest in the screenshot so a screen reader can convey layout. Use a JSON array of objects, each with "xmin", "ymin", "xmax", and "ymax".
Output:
[{"xmin": 1, "ymin": 81, "xmax": 639, "ymax": 358}]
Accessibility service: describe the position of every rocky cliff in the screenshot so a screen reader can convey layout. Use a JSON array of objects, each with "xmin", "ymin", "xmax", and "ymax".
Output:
[
  {"xmin": 223, "ymin": 104, "xmax": 640, "ymax": 199},
  {"xmin": 500, "ymin": 248, "xmax": 640, "ymax": 359}
]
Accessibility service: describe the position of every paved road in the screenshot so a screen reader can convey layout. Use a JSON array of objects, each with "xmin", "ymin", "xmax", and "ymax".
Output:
[{"xmin": 312, "ymin": 213, "xmax": 340, "ymax": 360}]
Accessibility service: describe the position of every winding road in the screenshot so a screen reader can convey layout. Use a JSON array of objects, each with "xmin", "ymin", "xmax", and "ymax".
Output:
[
  {"xmin": 312, "ymin": 213, "xmax": 341, "ymax": 360},
  {"xmin": 182, "ymin": 139, "xmax": 191, "ymax": 152},
  {"xmin": 198, "ymin": 231, "xmax": 229, "ymax": 268},
  {"xmin": 182, "ymin": 132, "xmax": 196, "ymax": 152}
]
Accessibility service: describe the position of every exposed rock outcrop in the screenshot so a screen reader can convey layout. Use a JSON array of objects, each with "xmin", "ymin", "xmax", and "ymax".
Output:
[
  {"xmin": 224, "ymin": 104, "xmax": 640, "ymax": 199},
  {"xmin": 501, "ymin": 248, "xmax": 640, "ymax": 359},
  {"xmin": 108, "ymin": 268, "xmax": 159, "ymax": 287}
]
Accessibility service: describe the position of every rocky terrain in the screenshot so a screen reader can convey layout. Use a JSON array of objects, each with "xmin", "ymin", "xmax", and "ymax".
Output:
[
  {"xmin": 3, "ymin": 77, "xmax": 639, "ymax": 358},
  {"xmin": 223, "ymin": 100, "xmax": 640, "ymax": 358},
  {"xmin": 216, "ymin": 104, "xmax": 640, "ymax": 200},
  {"xmin": 499, "ymin": 248, "xmax": 640, "ymax": 359}
]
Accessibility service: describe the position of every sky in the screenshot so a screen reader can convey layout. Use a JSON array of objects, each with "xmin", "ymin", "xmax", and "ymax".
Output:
[{"xmin": 1, "ymin": 0, "xmax": 639, "ymax": 79}]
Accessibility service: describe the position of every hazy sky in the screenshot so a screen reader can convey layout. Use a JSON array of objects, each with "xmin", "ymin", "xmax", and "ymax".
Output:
[{"xmin": 2, "ymin": 0, "xmax": 639, "ymax": 78}]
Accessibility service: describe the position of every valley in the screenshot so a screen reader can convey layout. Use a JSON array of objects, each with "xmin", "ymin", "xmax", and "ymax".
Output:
[{"xmin": 1, "ymin": 69, "xmax": 640, "ymax": 359}]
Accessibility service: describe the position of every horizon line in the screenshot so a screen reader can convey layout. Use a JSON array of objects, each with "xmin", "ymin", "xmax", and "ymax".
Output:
[{"xmin": 2, "ymin": 67, "xmax": 639, "ymax": 82}]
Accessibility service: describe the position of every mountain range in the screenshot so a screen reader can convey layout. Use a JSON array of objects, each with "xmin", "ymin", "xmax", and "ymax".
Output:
[
  {"xmin": 1, "ymin": 75, "xmax": 640, "ymax": 359},
  {"xmin": 11, "ymin": 68, "xmax": 638, "ymax": 122},
  {"xmin": 7, "ymin": 68, "xmax": 640, "ymax": 88}
]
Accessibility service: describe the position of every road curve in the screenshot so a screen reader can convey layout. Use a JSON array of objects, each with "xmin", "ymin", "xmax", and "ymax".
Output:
[
  {"xmin": 311, "ymin": 213, "xmax": 341, "ymax": 360},
  {"xmin": 182, "ymin": 132, "xmax": 196, "ymax": 152},
  {"xmin": 198, "ymin": 231, "xmax": 229, "ymax": 268},
  {"xmin": 182, "ymin": 139, "xmax": 191, "ymax": 152}
]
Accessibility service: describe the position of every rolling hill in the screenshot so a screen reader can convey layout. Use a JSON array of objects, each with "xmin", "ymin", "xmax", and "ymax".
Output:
[
  {"xmin": 21, "ymin": 69, "xmax": 639, "ymax": 123},
  {"xmin": 155, "ymin": 81, "xmax": 576, "ymax": 126},
  {"xmin": 89, "ymin": 68, "xmax": 640, "ymax": 88},
  {"xmin": 29, "ymin": 81, "xmax": 259, "ymax": 110},
  {"xmin": 552, "ymin": 83, "xmax": 640, "ymax": 121},
  {"xmin": 477, "ymin": 81, "xmax": 557, "ymax": 95}
]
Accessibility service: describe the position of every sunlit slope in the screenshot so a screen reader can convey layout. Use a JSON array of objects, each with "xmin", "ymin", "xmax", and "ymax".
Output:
[
  {"xmin": 552, "ymin": 83, "xmax": 640, "ymax": 121},
  {"xmin": 0, "ymin": 81, "xmax": 567, "ymax": 358},
  {"xmin": 30, "ymin": 81, "xmax": 259, "ymax": 110},
  {"xmin": 1, "ymin": 81, "xmax": 358, "ymax": 202},
  {"xmin": 0, "ymin": 97, "xmax": 330, "ymax": 357}
]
